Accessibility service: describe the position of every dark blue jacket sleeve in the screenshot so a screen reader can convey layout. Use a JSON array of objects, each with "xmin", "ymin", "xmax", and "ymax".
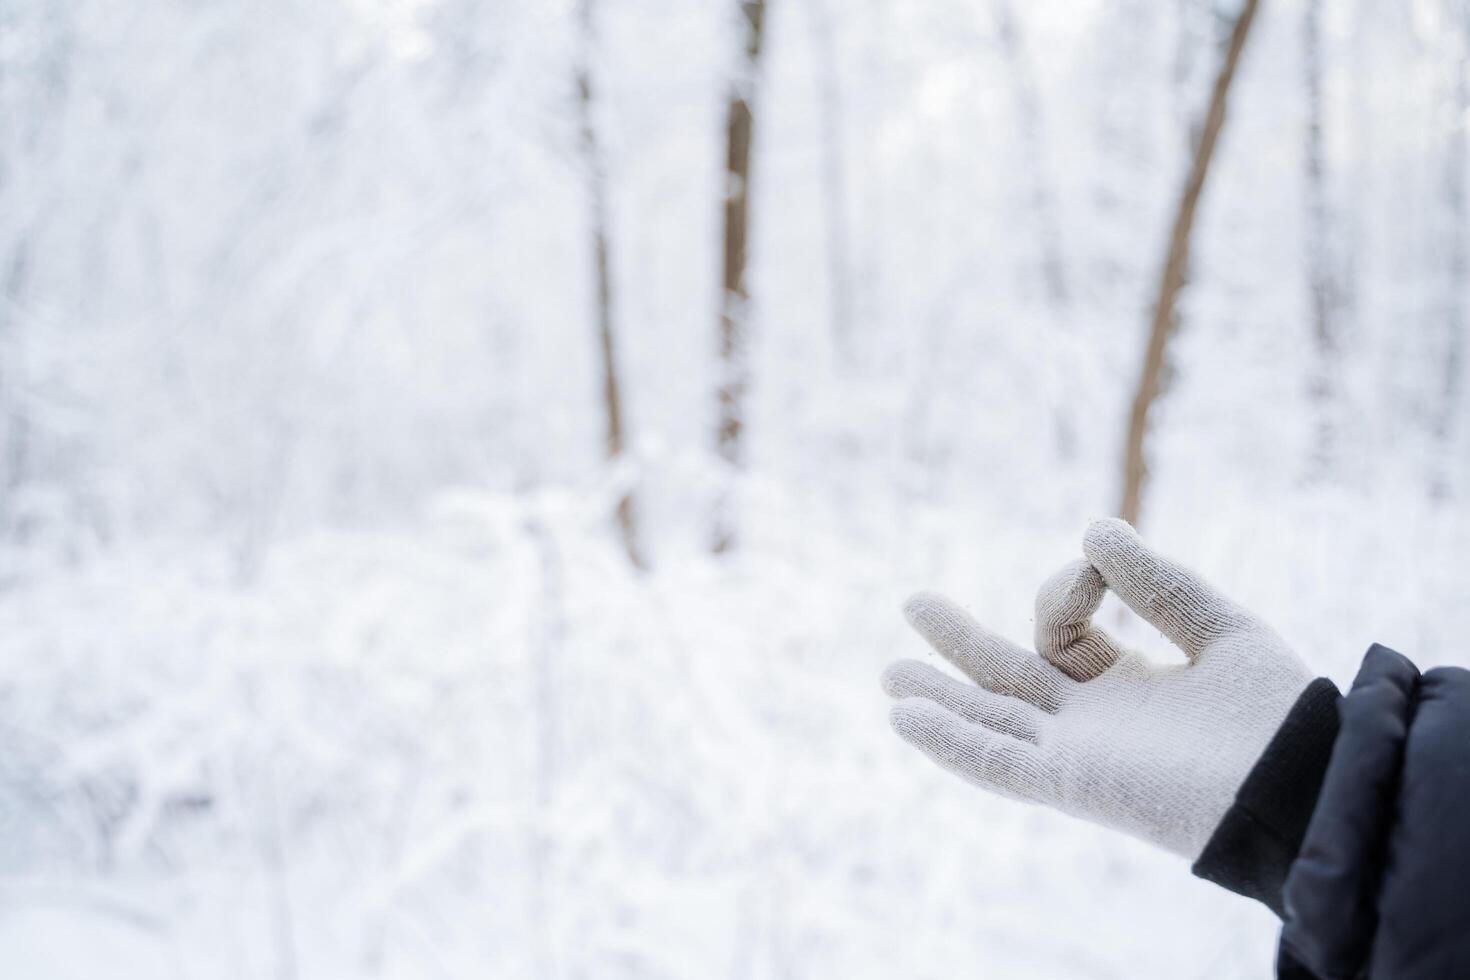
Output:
[
  {"xmin": 1276, "ymin": 644, "xmax": 1419, "ymax": 979},
  {"xmin": 1195, "ymin": 643, "xmax": 1470, "ymax": 979},
  {"xmin": 1192, "ymin": 678, "xmax": 1343, "ymax": 915},
  {"xmin": 1361, "ymin": 663, "xmax": 1470, "ymax": 979}
]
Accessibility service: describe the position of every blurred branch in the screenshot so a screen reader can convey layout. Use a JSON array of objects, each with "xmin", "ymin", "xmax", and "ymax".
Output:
[
  {"xmin": 713, "ymin": 0, "xmax": 769, "ymax": 554},
  {"xmin": 575, "ymin": 0, "xmax": 647, "ymax": 570},
  {"xmin": 1303, "ymin": 0, "xmax": 1342, "ymax": 482},
  {"xmin": 523, "ymin": 514, "xmax": 564, "ymax": 979},
  {"xmin": 1431, "ymin": 4, "xmax": 1468, "ymax": 501},
  {"xmin": 992, "ymin": 0, "xmax": 1070, "ymax": 312},
  {"xmin": 803, "ymin": 0, "xmax": 854, "ymax": 365},
  {"xmin": 1118, "ymin": 0, "xmax": 1260, "ymax": 525},
  {"xmin": 991, "ymin": 0, "xmax": 1075, "ymax": 460}
]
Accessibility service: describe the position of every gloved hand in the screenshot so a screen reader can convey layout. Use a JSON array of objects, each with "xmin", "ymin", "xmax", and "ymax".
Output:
[{"xmin": 881, "ymin": 519, "xmax": 1311, "ymax": 858}]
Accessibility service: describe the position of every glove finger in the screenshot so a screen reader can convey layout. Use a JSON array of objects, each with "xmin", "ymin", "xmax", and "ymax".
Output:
[
  {"xmin": 881, "ymin": 659, "xmax": 1045, "ymax": 742},
  {"xmin": 1034, "ymin": 559, "xmax": 1126, "ymax": 680},
  {"xmin": 903, "ymin": 591, "xmax": 1070, "ymax": 713},
  {"xmin": 888, "ymin": 697, "xmax": 1056, "ymax": 803},
  {"xmin": 1082, "ymin": 519, "xmax": 1247, "ymax": 661}
]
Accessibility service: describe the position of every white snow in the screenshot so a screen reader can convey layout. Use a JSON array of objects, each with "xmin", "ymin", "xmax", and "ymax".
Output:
[{"xmin": 2, "ymin": 0, "xmax": 1468, "ymax": 977}]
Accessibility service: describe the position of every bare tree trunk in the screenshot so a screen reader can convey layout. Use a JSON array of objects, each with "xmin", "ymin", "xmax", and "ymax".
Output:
[
  {"xmin": 1117, "ymin": 0, "xmax": 1260, "ymax": 525},
  {"xmin": 804, "ymin": 0, "xmax": 852, "ymax": 364},
  {"xmin": 993, "ymin": 0, "xmax": 1069, "ymax": 310},
  {"xmin": 1431, "ymin": 9, "xmax": 1468, "ymax": 500},
  {"xmin": 991, "ymin": 0, "xmax": 1074, "ymax": 459},
  {"xmin": 713, "ymin": 0, "xmax": 769, "ymax": 554},
  {"xmin": 1, "ymin": 244, "xmax": 30, "ymax": 536},
  {"xmin": 1, "ymin": 63, "xmax": 34, "ymax": 541},
  {"xmin": 1303, "ymin": 0, "xmax": 1339, "ymax": 480},
  {"xmin": 575, "ymin": 0, "xmax": 646, "ymax": 569}
]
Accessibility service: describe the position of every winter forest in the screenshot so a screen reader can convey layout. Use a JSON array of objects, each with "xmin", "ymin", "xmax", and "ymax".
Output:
[{"xmin": 2, "ymin": 0, "xmax": 1469, "ymax": 977}]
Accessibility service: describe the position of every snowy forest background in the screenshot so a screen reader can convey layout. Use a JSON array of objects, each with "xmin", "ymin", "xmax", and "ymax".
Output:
[{"xmin": 2, "ymin": 0, "xmax": 1469, "ymax": 977}]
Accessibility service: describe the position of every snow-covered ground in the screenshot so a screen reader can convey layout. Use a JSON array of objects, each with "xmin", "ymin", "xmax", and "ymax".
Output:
[
  {"xmin": 3, "ymin": 0, "xmax": 1469, "ymax": 976},
  {"xmin": 3, "ymin": 478, "xmax": 1467, "ymax": 978}
]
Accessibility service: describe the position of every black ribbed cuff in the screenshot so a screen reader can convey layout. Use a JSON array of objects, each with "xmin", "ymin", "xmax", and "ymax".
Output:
[{"xmin": 1191, "ymin": 677, "xmax": 1342, "ymax": 916}]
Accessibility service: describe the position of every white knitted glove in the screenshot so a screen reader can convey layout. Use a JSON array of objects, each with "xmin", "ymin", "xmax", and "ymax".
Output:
[{"xmin": 882, "ymin": 519, "xmax": 1312, "ymax": 859}]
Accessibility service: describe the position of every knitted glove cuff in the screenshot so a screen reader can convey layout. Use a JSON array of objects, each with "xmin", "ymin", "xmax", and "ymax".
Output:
[{"xmin": 1192, "ymin": 677, "xmax": 1343, "ymax": 916}]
